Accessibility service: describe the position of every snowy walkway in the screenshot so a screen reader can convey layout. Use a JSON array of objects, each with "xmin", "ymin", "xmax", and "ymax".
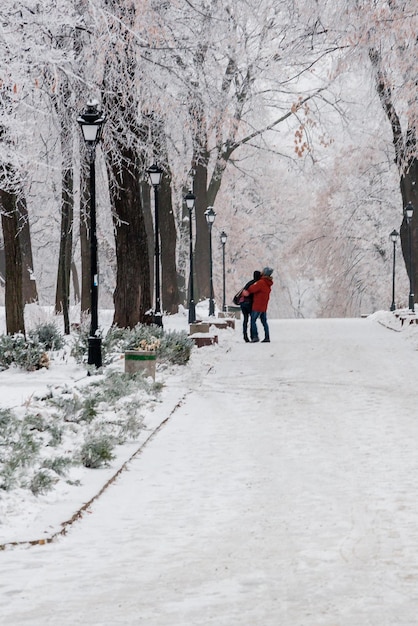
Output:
[{"xmin": 2, "ymin": 317, "xmax": 418, "ymax": 625}]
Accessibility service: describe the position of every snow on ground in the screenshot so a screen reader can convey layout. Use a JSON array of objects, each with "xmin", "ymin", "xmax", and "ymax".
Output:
[
  {"xmin": 0, "ymin": 303, "xmax": 216, "ymax": 545},
  {"xmin": 2, "ymin": 307, "xmax": 418, "ymax": 624}
]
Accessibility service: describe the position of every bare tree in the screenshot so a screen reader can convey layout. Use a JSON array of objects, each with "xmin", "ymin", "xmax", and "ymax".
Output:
[
  {"xmin": 139, "ymin": 0, "xmax": 340, "ymax": 301},
  {"xmin": 338, "ymin": 0, "xmax": 418, "ymax": 302}
]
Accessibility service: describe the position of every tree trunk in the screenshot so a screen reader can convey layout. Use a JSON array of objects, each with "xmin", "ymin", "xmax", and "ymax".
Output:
[
  {"xmin": 0, "ymin": 189, "xmax": 25, "ymax": 335},
  {"xmin": 193, "ymin": 159, "xmax": 211, "ymax": 302},
  {"xmin": 71, "ymin": 261, "xmax": 81, "ymax": 303},
  {"xmin": 140, "ymin": 180, "xmax": 154, "ymax": 303},
  {"xmin": 55, "ymin": 165, "xmax": 73, "ymax": 334},
  {"xmin": 18, "ymin": 197, "xmax": 38, "ymax": 304},
  {"xmin": 149, "ymin": 116, "xmax": 180, "ymax": 314},
  {"xmin": 159, "ymin": 170, "xmax": 179, "ymax": 314},
  {"xmin": 109, "ymin": 147, "xmax": 152, "ymax": 328},
  {"xmin": 399, "ymin": 160, "xmax": 418, "ymax": 300}
]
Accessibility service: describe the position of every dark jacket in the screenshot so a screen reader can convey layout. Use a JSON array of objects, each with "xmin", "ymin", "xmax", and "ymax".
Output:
[{"xmin": 239, "ymin": 272, "xmax": 261, "ymax": 309}]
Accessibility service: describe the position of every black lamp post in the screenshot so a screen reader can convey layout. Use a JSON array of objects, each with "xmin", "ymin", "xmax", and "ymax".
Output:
[
  {"xmin": 389, "ymin": 229, "xmax": 399, "ymax": 311},
  {"xmin": 205, "ymin": 206, "xmax": 216, "ymax": 316},
  {"xmin": 77, "ymin": 100, "xmax": 106, "ymax": 368},
  {"xmin": 147, "ymin": 164, "xmax": 163, "ymax": 327},
  {"xmin": 184, "ymin": 191, "xmax": 196, "ymax": 324},
  {"xmin": 405, "ymin": 202, "xmax": 414, "ymax": 312},
  {"xmin": 220, "ymin": 231, "xmax": 227, "ymax": 312}
]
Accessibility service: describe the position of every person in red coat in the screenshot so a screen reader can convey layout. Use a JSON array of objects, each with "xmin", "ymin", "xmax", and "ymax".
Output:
[
  {"xmin": 243, "ymin": 267, "xmax": 273, "ymax": 343},
  {"xmin": 239, "ymin": 270, "xmax": 261, "ymax": 342}
]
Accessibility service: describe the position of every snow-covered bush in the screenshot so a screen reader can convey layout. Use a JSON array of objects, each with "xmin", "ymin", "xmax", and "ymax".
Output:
[
  {"xmin": 156, "ymin": 330, "xmax": 194, "ymax": 365},
  {"xmin": 69, "ymin": 318, "xmax": 92, "ymax": 363},
  {"xmin": 0, "ymin": 333, "xmax": 49, "ymax": 371},
  {"xmin": 0, "ymin": 367, "xmax": 157, "ymax": 496},
  {"xmin": 71, "ymin": 322, "xmax": 193, "ymax": 366},
  {"xmin": 29, "ymin": 468, "xmax": 58, "ymax": 495},
  {"xmin": 28, "ymin": 322, "xmax": 64, "ymax": 351},
  {"xmin": 105, "ymin": 324, "xmax": 193, "ymax": 365},
  {"xmin": 79, "ymin": 434, "xmax": 115, "ymax": 468}
]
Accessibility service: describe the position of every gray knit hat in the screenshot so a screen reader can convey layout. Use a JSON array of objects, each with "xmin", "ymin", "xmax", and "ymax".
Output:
[{"xmin": 263, "ymin": 267, "xmax": 273, "ymax": 276}]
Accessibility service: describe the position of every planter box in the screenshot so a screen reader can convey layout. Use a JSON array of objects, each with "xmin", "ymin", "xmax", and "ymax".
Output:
[
  {"xmin": 189, "ymin": 334, "xmax": 218, "ymax": 348},
  {"xmin": 124, "ymin": 350, "xmax": 156, "ymax": 379},
  {"xmin": 218, "ymin": 311, "xmax": 236, "ymax": 328},
  {"xmin": 208, "ymin": 320, "xmax": 228, "ymax": 330},
  {"xmin": 189, "ymin": 322, "xmax": 210, "ymax": 334}
]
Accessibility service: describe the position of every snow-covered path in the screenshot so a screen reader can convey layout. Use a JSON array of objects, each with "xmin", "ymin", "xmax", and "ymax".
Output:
[{"xmin": 2, "ymin": 317, "xmax": 418, "ymax": 625}]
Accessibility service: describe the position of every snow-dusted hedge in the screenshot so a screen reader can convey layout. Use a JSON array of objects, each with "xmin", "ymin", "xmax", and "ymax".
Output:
[
  {"xmin": 0, "ymin": 369, "xmax": 160, "ymax": 496},
  {"xmin": 72, "ymin": 321, "xmax": 194, "ymax": 367},
  {"xmin": 0, "ymin": 321, "xmax": 193, "ymax": 372},
  {"xmin": 0, "ymin": 322, "xmax": 64, "ymax": 371}
]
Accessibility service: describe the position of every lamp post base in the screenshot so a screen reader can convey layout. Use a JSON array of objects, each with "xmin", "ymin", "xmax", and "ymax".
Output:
[
  {"xmin": 188, "ymin": 300, "xmax": 196, "ymax": 324},
  {"xmin": 209, "ymin": 300, "xmax": 215, "ymax": 316},
  {"xmin": 88, "ymin": 336, "xmax": 102, "ymax": 368},
  {"xmin": 153, "ymin": 313, "xmax": 163, "ymax": 327}
]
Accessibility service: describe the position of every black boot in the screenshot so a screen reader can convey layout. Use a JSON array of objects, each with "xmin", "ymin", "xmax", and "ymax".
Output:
[{"xmin": 244, "ymin": 333, "xmax": 250, "ymax": 343}]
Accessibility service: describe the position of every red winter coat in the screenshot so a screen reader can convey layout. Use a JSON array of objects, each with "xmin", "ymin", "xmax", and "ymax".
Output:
[{"xmin": 245, "ymin": 276, "xmax": 273, "ymax": 312}]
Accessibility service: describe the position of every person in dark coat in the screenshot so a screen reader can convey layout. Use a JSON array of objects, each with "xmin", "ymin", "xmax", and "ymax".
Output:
[
  {"xmin": 239, "ymin": 270, "xmax": 261, "ymax": 342},
  {"xmin": 243, "ymin": 267, "xmax": 273, "ymax": 343}
]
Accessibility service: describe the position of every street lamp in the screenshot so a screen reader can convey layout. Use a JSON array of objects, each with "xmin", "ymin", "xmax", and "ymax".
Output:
[
  {"xmin": 205, "ymin": 206, "xmax": 216, "ymax": 316},
  {"xmin": 184, "ymin": 191, "xmax": 196, "ymax": 324},
  {"xmin": 405, "ymin": 202, "xmax": 414, "ymax": 312},
  {"xmin": 77, "ymin": 100, "xmax": 106, "ymax": 368},
  {"xmin": 147, "ymin": 164, "xmax": 163, "ymax": 327},
  {"xmin": 220, "ymin": 231, "xmax": 227, "ymax": 312},
  {"xmin": 389, "ymin": 229, "xmax": 399, "ymax": 311}
]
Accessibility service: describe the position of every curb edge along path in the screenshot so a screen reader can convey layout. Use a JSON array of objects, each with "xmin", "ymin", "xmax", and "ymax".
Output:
[
  {"xmin": 0, "ymin": 391, "xmax": 191, "ymax": 551},
  {"xmin": 0, "ymin": 339, "xmax": 216, "ymax": 550},
  {"xmin": 2, "ymin": 318, "xmax": 418, "ymax": 625}
]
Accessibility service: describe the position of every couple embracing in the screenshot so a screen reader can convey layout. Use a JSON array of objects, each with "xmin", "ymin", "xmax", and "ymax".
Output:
[{"xmin": 236, "ymin": 267, "xmax": 273, "ymax": 343}]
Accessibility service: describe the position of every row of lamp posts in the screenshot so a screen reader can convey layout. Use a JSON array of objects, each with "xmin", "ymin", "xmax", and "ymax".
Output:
[
  {"xmin": 77, "ymin": 100, "xmax": 228, "ymax": 369},
  {"xmin": 185, "ymin": 194, "xmax": 228, "ymax": 321},
  {"xmin": 390, "ymin": 201, "xmax": 415, "ymax": 313},
  {"xmin": 76, "ymin": 100, "xmax": 418, "ymax": 370}
]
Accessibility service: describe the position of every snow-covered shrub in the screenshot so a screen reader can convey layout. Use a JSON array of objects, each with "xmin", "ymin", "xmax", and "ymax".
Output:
[
  {"xmin": 80, "ymin": 397, "xmax": 98, "ymax": 423},
  {"xmin": 28, "ymin": 322, "xmax": 64, "ymax": 351},
  {"xmin": 118, "ymin": 324, "xmax": 164, "ymax": 352},
  {"xmin": 46, "ymin": 393, "xmax": 82, "ymax": 422},
  {"xmin": 0, "ymin": 421, "xmax": 42, "ymax": 491},
  {"xmin": 70, "ymin": 323, "xmax": 88, "ymax": 363},
  {"xmin": 101, "ymin": 324, "xmax": 131, "ymax": 355},
  {"xmin": 23, "ymin": 413, "xmax": 48, "ymax": 432},
  {"xmin": 0, "ymin": 333, "xmax": 49, "ymax": 371},
  {"xmin": 79, "ymin": 434, "xmax": 115, "ymax": 468},
  {"xmin": 0, "ymin": 351, "xmax": 162, "ymax": 497},
  {"xmin": 157, "ymin": 330, "xmax": 194, "ymax": 365},
  {"xmin": 29, "ymin": 468, "xmax": 58, "ymax": 495},
  {"xmin": 72, "ymin": 322, "xmax": 193, "ymax": 367},
  {"xmin": 70, "ymin": 319, "xmax": 108, "ymax": 365},
  {"xmin": 0, "ymin": 408, "xmax": 15, "ymax": 439},
  {"xmin": 115, "ymin": 411, "xmax": 144, "ymax": 442},
  {"xmin": 0, "ymin": 465, "xmax": 17, "ymax": 491},
  {"xmin": 47, "ymin": 423, "xmax": 64, "ymax": 447},
  {"xmin": 102, "ymin": 324, "xmax": 193, "ymax": 366},
  {"xmin": 41, "ymin": 456, "xmax": 73, "ymax": 477}
]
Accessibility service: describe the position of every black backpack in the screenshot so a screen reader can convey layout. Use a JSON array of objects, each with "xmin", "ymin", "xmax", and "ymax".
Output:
[{"xmin": 233, "ymin": 288, "xmax": 244, "ymax": 305}]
